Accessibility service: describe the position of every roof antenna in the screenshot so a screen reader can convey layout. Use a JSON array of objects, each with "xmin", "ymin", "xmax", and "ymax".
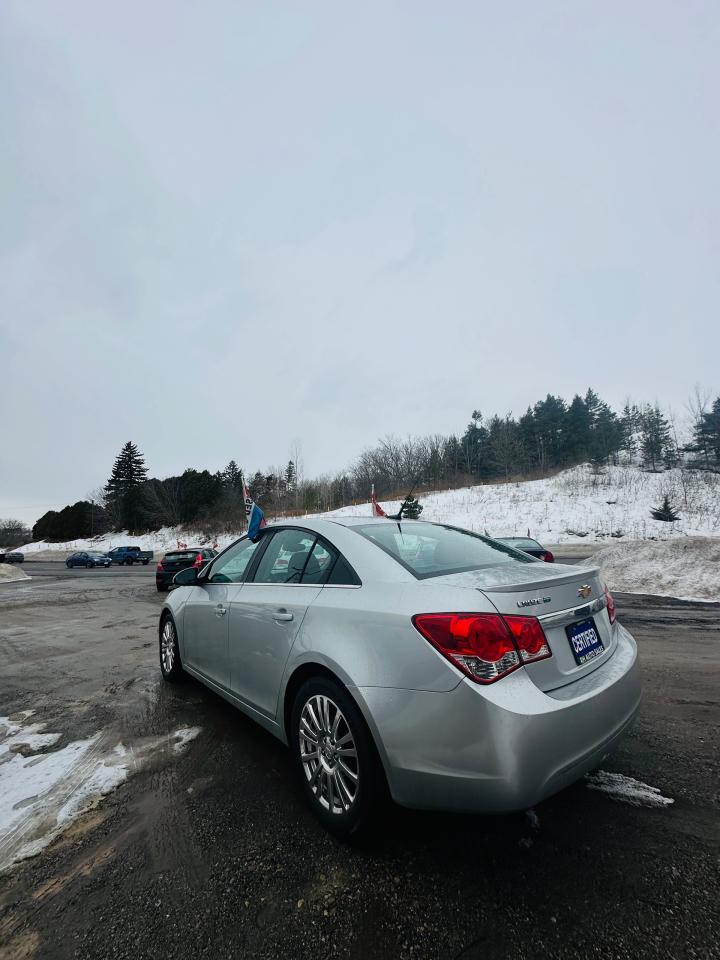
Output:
[{"xmin": 387, "ymin": 477, "xmax": 419, "ymax": 530}]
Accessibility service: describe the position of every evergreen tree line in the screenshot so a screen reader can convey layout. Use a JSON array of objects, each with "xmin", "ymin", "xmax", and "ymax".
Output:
[{"xmin": 31, "ymin": 389, "xmax": 720, "ymax": 541}]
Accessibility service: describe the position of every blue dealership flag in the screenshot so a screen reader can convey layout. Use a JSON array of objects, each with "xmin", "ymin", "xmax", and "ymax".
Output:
[{"xmin": 244, "ymin": 483, "xmax": 267, "ymax": 540}]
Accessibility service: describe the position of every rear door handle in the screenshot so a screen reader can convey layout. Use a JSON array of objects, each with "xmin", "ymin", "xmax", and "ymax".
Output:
[
  {"xmin": 215, "ymin": 604, "xmax": 227, "ymax": 618},
  {"xmin": 272, "ymin": 609, "xmax": 294, "ymax": 622}
]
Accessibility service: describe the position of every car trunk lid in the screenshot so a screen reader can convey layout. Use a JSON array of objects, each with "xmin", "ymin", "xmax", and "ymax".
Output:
[
  {"xmin": 433, "ymin": 562, "xmax": 615, "ymax": 692},
  {"xmin": 162, "ymin": 552, "xmax": 202, "ymax": 572}
]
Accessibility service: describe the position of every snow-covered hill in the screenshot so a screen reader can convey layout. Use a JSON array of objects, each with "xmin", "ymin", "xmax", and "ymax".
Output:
[
  {"xmin": 18, "ymin": 465, "xmax": 720, "ymax": 557},
  {"xmin": 316, "ymin": 464, "xmax": 720, "ymax": 545}
]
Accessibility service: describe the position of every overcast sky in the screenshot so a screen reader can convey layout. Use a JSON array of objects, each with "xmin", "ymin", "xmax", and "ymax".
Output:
[{"xmin": 1, "ymin": 1, "xmax": 718, "ymax": 526}]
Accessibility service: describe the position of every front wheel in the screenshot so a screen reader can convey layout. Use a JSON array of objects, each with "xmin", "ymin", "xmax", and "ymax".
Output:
[
  {"xmin": 66, "ymin": 560, "xmax": 72, "ymax": 568},
  {"xmin": 291, "ymin": 677, "xmax": 384, "ymax": 838},
  {"xmin": 159, "ymin": 615, "xmax": 184, "ymax": 682},
  {"xmin": 86, "ymin": 561, "xmax": 93, "ymax": 569}
]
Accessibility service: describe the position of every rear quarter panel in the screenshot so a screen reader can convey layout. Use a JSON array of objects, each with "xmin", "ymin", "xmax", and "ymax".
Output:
[{"xmin": 285, "ymin": 579, "xmax": 501, "ymax": 694}]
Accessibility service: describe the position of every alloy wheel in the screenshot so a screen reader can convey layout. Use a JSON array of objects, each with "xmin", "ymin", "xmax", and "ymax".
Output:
[
  {"xmin": 161, "ymin": 619, "xmax": 176, "ymax": 674},
  {"xmin": 299, "ymin": 695, "xmax": 359, "ymax": 815}
]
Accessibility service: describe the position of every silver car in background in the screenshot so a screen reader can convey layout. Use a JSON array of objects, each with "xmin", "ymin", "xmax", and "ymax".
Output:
[{"xmin": 159, "ymin": 518, "xmax": 640, "ymax": 836}]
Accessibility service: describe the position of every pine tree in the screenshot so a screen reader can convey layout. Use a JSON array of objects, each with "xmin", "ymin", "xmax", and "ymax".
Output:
[
  {"xmin": 105, "ymin": 442, "xmax": 148, "ymax": 532},
  {"xmin": 619, "ymin": 401, "xmax": 640, "ymax": 462},
  {"xmin": 650, "ymin": 495, "xmax": 681, "ymax": 522},
  {"xmin": 687, "ymin": 396, "xmax": 720, "ymax": 469},
  {"xmin": 639, "ymin": 405, "xmax": 672, "ymax": 472},
  {"xmin": 564, "ymin": 395, "xmax": 592, "ymax": 463},
  {"xmin": 401, "ymin": 495, "xmax": 423, "ymax": 519},
  {"xmin": 285, "ymin": 460, "xmax": 296, "ymax": 491},
  {"xmin": 221, "ymin": 460, "xmax": 243, "ymax": 489}
]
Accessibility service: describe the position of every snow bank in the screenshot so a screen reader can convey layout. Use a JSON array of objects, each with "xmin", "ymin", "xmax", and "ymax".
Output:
[
  {"xmin": 594, "ymin": 538, "xmax": 720, "ymax": 602},
  {"xmin": 0, "ymin": 564, "xmax": 29, "ymax": 583}
]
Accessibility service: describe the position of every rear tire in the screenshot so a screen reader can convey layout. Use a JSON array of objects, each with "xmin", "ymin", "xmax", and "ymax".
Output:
[
  {"xmin": 142, "ymin": 560, "xmax": 149, "ymax": 566},
  {"xmin": 290, "ymin": 676, "xmax": 384, "ymax": 838},
  {"xmin": 159, "ymin": 615, "xmax": 184, "ymax": 682}
]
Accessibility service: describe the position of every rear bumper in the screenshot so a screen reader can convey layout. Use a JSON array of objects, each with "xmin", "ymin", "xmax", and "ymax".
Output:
[{"xmin": 355, "ymin": 623, "xmax": 640, "ymax": 813}]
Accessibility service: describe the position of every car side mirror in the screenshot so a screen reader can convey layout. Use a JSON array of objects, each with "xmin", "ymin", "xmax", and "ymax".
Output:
[{"xmin": 173, "ymin": 567, "xmax": 199, "ymax": 587}]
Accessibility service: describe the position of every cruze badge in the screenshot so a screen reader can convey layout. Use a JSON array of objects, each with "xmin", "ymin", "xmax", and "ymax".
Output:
[
  {"xmin": 517, "ymin": 597, "xmax": 552, "ymax": 608},
  {"xmin": 578, "ymin": 584, "xmax": 593, "ymax": 599}
]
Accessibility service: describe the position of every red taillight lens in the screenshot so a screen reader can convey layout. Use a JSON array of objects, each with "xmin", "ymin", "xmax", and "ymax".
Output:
[
  {"xmin": 412, "ymin": 613, "xmax": 551, "ymax": 684},
  {"xmin": 604, "ymin": 585, "xmax": 616, "ymax": 624},
  {"xmin": 543, "ymin": 550, "xmax": 554, "ymax": 563},
  {"xmin": 157, "ymin": 559, "xmax": 165, "ymax": 571},
  {"xmin": 503, "ymin": 615, "xmax": 552, "ymax": 662},
  {"xmin": 193, "ymin": 552, "xmax": 203, "ymax": 569}
]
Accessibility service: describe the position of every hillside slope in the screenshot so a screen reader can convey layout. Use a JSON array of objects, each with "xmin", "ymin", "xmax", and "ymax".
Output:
[
  {"xmin": 320, "ymin": 464, "xmax": 720, "ymax": 544},
  {"xmin": 18, "ymin": 465, "xmax": 720, "ymax": 557}
]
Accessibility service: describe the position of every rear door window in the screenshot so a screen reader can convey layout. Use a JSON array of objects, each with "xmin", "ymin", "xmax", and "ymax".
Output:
[
  {"xmin": 251, "ymin": 529, "xmax": 317, "ymax": 584},
  {"xmin": 208, "ymin": 538, "xmax": 262, "ymax": 584}
]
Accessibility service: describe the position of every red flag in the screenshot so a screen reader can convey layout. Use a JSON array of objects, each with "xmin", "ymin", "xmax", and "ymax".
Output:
[{"xmin": 371, "ymin": 484, "xmax": 387, "ymax": 518}]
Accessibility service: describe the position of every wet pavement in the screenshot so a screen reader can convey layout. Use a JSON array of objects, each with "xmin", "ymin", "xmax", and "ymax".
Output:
[{"xmin": 0, "ymin": 573, "xmax": 718, "ymax": 960}]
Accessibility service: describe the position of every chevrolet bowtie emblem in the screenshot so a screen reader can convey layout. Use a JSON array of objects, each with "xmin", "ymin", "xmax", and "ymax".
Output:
[{"xmin": 578, "ymin": 584, "xmax": 592, "ymax": 599}]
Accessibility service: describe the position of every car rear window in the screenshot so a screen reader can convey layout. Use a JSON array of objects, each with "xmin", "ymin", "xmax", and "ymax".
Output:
[
  {"xmin": 164, "ymin": 551, "xmax": 200, "ymax": 562},
  {"xmin": 351, "ymin": 522, "xmax": 535, "ymax": 580},
  {"xmin": 499, "ymin": 538, "xmax": 542, "ymax": 551}
]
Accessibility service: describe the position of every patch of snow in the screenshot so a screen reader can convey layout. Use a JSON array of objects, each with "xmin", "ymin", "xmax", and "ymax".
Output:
[
  {"xmin": 593, "ymin": 538, "xmax": 720, "ymax": 602},
  {"xmin": 0, "ymin": 564, "xmax": 30, "ymax": 583},
  {"xmin": 171, "ymin": 726, "xmax": 201, "ymax": 754},
  {"xmin": 0, "ymin": 714, "xmax": 203, "ymax": 873},
  {"xmin": 585, "ymin": 771, "xmax": 674, "ymax": 808},
  {"xmin": 0, "ymin": 712, "xmax": 61, "ymax": 758}
]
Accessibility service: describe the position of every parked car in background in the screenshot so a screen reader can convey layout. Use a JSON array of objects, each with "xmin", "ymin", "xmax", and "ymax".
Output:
[
  {"xmin": 159, "ymin": 517, "xmax": 638, "ymax": 837},
  {"xmin": 156, "ymin": 548, "xmax": 217, "ymax": 592},
  {"xmin": 0, "ymin": 550, "xmax": 24, "ymax": 563},
  {"xmin": 66, "ymin": 551, "xmax": 112, "ymax": 569},
  {"xmin": 495, "ymin": 536, "xmax": 554, "ymax": 562},
  {"xmin": 108, "ymin": 546, "xmax": 153, "ymax": 566}
]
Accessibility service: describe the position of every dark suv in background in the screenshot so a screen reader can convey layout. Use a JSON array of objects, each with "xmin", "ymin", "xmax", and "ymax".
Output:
[
  {"xmin": 156, "ymin": 547, "xmax": 217, "ymax": 591},
  {"xmin": 0, "ymin": 551, "xmax": 24, "ymax": 563}
]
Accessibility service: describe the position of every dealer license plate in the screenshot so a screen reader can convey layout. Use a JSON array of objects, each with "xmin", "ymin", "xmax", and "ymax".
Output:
[{"xmin": 566, "ymin": 618, "xmax": 604, "ymax": 666}]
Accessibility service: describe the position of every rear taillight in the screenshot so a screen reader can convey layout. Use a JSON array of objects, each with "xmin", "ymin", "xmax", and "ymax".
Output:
[
  {"xmin": 604, "ymin": 585, "xmax": 616, "ymax": 624},
  {"xmin": 193, "ymin": 552, "xmax": 203, "ymax": 569},
  {"xmin": 157, "ymin": 559, "xmax": 164, "ymax": 571},
  {"xmin": 502, "ymin": 615, "xmax": 552, "ymax": 662},
  {"xmin": 412, "ymin": 612, "xmax": 551, "ymax": 684},
  {"xmin": 542, "ymin": 550, "xmax": 554, "ymax": 563}
]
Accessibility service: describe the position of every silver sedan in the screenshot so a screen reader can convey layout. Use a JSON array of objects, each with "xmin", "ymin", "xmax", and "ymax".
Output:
[{"xmin": 159, "ymin": 518, "xmax": 640, "ymax": 836}]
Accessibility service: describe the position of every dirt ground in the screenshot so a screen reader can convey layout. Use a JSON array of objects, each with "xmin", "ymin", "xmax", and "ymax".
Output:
[{"xmin": 0, "ymin": 569, "xmax": 718, "ymax": 960}]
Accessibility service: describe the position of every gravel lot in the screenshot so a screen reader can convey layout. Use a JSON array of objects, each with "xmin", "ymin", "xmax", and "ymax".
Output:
[{"xmin": 0, "ymin": 566, "xmax": 718, "ymax": 960}]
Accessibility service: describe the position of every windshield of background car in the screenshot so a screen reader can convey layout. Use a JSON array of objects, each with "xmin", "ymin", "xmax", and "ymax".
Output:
[
  {"xmin": 87, "ymin": 552, "xmax": 106, "ymax": 557},
  {"xmin": 351, "ymin": 522, "xmax": 536, "ymax": 579}
]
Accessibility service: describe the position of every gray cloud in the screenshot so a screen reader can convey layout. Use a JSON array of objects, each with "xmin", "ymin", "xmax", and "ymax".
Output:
[{"xmin": 1, "ymin": 1, "xmax": 718, "ymax": 524}]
